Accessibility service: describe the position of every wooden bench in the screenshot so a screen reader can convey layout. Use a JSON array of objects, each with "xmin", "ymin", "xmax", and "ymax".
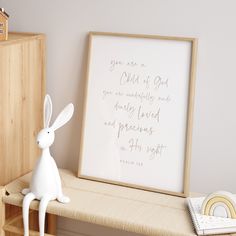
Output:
[{"xmin": 0, "ymin": 169, "xmax": 211, "ymax": 236}]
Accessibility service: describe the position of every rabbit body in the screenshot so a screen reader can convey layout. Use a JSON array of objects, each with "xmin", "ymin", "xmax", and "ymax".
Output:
[
  {"xmin": 22, "ymin": 95, "xmax": 74, "ymax": 236},
  {"xmin": 30, "ymin": 152, "xmax": 60, "ymax": 200}
]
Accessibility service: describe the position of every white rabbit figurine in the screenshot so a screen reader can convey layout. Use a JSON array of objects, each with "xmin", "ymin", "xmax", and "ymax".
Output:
[{"xmin": 22, "ymin": 94, "xmax": 74, "ymax": 236}]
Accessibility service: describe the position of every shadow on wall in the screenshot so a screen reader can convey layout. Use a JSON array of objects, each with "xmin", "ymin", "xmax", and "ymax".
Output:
[{"xmin": 60, "ymin": 33, "xmax": 90, "ymax": 173}]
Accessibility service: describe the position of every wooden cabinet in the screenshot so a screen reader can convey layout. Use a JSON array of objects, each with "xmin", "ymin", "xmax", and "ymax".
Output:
[
  {"xmin": 0, "ymin": 32, "xmax": 56, "ymax": 235},
  {"xmin": 0, "ymin": 32, "xmax": 45, "ymax": 185}
]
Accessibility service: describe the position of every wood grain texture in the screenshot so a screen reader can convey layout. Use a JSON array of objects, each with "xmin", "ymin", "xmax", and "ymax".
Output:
[
  {"xmin": 0, "ymin": 32, "xmax": 45, "ymax": 186},
  {"xmin": 4, "ymin": 207, "xmax": 39, "ymax": 236},
  {"xmin": 0, "ymin": 32, "xmax": 54, "ymax": 235},
  {"xmin": 183, "ymin": 38, "xmax": 198, "ymax": 196},
  {"xmin": 46, "ymin": 214, "xmax": 57, "ymax": 235},
  {"xmin": 5, "ymin": 205, "xmax": 22, "ymax": 236},
  {"xmin": 3, "ymin": 225, "xmax": 53, "ymax": 236}
]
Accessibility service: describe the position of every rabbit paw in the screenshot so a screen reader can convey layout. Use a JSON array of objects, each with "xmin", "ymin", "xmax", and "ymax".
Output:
[
  {"xmin": 57, "ymin": 195, "xmax": 70, "ymax": 204},
  {"xmin": 22, "ymin": 188, "xmax": 30, "ymax": 195}
]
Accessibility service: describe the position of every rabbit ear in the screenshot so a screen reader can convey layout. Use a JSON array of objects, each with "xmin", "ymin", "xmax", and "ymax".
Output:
[
  {"xmin": 44, "ymin": 95, "xmax": 52, "ymax": 128},
  {"xmin": 51, "ymin": 103, "xmax": 74, "ymax": 131}
]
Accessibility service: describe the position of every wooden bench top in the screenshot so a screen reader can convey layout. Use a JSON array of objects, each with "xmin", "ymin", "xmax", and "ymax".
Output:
[{"xmin": 2, "ymin": 169, "xmax": 198, "ymax": 236}]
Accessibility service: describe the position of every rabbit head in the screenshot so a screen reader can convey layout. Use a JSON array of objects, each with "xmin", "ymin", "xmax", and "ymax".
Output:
[{"xmin": 37, "ymin": 95, "xmax": 74, "ymax": 149}]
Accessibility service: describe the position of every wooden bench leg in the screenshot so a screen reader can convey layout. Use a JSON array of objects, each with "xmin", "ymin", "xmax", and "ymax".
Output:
[
  {"xmin": 0, "ymin": 187, "xmax": 6, "ymax": 236},
  {"xmin": 2, "ymin": 210, "xmax": 56, "ymax": 236},
  {"xmin": 47, "ymin": 214, "xmax": 57, "ymax": 235},
  {"xmin": 0, "ymin": 188, "xmax": 56, "ymax": 236}
]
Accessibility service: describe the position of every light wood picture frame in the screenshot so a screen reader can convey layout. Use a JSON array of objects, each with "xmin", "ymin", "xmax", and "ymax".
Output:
[{"xmin": 78, "ymin": 32, "xmax": 197, "ymax": 197}]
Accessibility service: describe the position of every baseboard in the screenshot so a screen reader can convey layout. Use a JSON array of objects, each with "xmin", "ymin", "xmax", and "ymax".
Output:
[{"xmin": 57, "ymin": 228, "xmax": 88, "ymax": 236}]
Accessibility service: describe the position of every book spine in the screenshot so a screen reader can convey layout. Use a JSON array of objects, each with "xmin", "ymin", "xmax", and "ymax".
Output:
[{"xmin": 187, "ymin": 198, "xmax": 203, "ymax": 235}]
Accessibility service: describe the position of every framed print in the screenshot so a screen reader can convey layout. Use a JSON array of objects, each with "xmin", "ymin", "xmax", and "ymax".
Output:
[{"xmin": 78, "ymin": 32, "xmax": 197, "ymax": 197}]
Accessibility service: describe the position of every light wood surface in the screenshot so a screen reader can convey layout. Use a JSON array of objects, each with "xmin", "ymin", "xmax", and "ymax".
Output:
[
  {"xmin": 183, "ymin": 38, "xmax": 198, "ymax": 196},
  {"xmin": 0, "ymin": 32, "xmax": 45, "ymax": 185},
  {"xmin": 46, "ymin": 214, "xmax": 56, "ymax": 235},
  {"xmin": 3, "ymin": 225, "xmax": 53, "ymax": 236},
  {"xmin": 0, "ymin": 32, "xmax": 56, "ymax": 235}
]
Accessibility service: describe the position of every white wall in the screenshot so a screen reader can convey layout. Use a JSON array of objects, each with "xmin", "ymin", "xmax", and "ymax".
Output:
[{"xmin": 1, "ymin": 0, "xmax": 236, "ymax": 235}]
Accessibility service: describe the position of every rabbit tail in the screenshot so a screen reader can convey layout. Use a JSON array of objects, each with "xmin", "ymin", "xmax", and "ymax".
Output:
[
  {"xmin": 23, "ymin": 192, "xmax": 36, "ymax": 236},
  {"xmin": 39, "ymin": 195, "xmax": 51, "ymax": 236}
]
